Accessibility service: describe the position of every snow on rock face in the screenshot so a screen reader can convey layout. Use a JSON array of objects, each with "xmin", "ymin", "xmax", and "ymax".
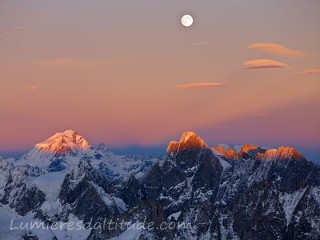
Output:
[
  {"xmin": 0, "ymin": 205, "xmax": 91, "ymax": 240},
  {"xmin": 311, "ymin": 187, "xmax": 320, "ymax": 206},
  {"xmin": 167, "ymin": 131, "xmax": 208, "ymax": 153},
  {"xmin": 32, "ymin": 171, "xmax": 67, "ymax": 216},
  {"xmin": 111, "ymin": 221, "xmax": 143, "ymax": 240},
  {"xmin": 1, "ymin": 130, "xmax": 320, "ymax": 239},
  {"xmin": 167, "ymin": 211, "xmax": 181, "ymax": 221},
  {"xmin": 279, "ymin": 187, "xmax": 308, "ymax": 226}
]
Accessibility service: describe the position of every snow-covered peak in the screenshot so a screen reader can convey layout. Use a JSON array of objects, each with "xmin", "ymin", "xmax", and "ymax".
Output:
[
  {"xmin": 180, "ymin": 131, "xmax": 199, "ymax": 142},
  {"xmin": 14, "ymin": 130, "xmax": 93, "ymax": 170},
  {"xmin": 257, "ymin": 149, "xmax": 277, "ymax": 160},
  {"xmin": 258, "ymin": 146, "xmax": 305, "ymax": 161},
  {"xmin": 237, "ymin": 143, "xmax": 266, "ymax": 159},
  {"xmin": 276, "ymin": 146, "xmax": 305, "ymax": 160},
  {"xmin": 239, "ymin": 144, "xmax": 259, "ymax": 155},
  {"xmin": 35, "ymin": 130, "xmax": 90, "ymax": 154},
  {"xmin": 212, "ymin": 143, "xmax": 306, "ymax": 161},
  {"xmin": 167, "ymin": 131, "xmax": 208, "ymax": 153}
]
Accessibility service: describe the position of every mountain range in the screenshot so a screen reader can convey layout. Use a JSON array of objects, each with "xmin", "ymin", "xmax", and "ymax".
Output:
[{"xmin": 0, "ymin": 130, "xmax": 319, "ymax": 240}]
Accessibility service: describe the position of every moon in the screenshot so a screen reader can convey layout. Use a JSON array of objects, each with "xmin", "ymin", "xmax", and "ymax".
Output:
[{"xmin": 181, "ymin": 14, "xmax": 193, "ymax": 27}]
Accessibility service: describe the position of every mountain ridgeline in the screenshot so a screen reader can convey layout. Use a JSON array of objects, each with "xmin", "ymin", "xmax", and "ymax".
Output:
[{"xmin": 0, "ymin": 130, "xmax": 319, "ymax": 240}]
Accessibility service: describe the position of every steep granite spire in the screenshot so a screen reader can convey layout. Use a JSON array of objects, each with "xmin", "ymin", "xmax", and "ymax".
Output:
[{"xmin": 167, "ymin": 131, "xmax": 208, "ymax": 153}]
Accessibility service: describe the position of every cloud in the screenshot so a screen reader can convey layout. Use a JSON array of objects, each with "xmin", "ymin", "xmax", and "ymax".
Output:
[
  {"xmin": 37, "ymin": 58, "xmax": 112, "ymax": 70},
  {"xmin": 248, "ymin": 43, "xmax": 306, "ymax": 58},
  {"xmin": 0, "ymin": 25, "xmax": 28, "ymax": 37},
  {"xmin": 191, "ymin": 41, "xmax": 211, "ymax": 46},
  {"xmin": 295, "ymin": 69, "xmax": 320, "ymax": 74},
  {"xmin": 24, "ymin": 84, "xmax": 42, "ymax": 94},
  {"xmin": 0, "ymin": 30, "xmax": 9, "ymax": 36},
  {"xmin": 175, "ymin": 82, "xmax": 225, "ymax": 89},
  {"xmin": 243, "ymin": 59, "xmax": 289, "ymax": 69},
  {"xmin": 14, "ymin": 25, "xmax": 28, "ymax": 31}
]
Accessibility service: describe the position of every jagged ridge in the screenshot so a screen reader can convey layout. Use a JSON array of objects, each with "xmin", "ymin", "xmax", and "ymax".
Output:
[
  {"xmin": 167, "ymin": 131, "xmax": 208, "ymax": 153},
  {"xmin": 213, "ymin": 143, "xmax": 305, "ymax": 161},
  {"xmin": 0, "ymin": 130, "xmax": 317, "ymax": 240}
]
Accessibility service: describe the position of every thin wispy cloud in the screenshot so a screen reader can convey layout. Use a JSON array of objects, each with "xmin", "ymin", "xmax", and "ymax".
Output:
[
  {"xmin": 175, "ymin": 82, "xmax": 225, "ymax": 89},
  {"xmin": 248, "ymin": 43, "xmax": 306, "ymax": 58},
  {"xmin": 37, "ymin": 58, "xmax": 112, "ymax": 70},
  {"xmin": 295, "ymin": 69, "xmax": 320, "ymax": 74},
  {"xmin": 14, "ymin": 25, "xmax": 28, "ymax": 31},
  {"xmin": 24, "ymin": 84, "xmax": 43, "ymax": 94},
  {"xmin": 243, "ymin": 59, "xmax": 289, "ymax": 69},
  {"xmin": 0, "ymin": 25, "xmax": 28, "ymax": 37},
  {"xmin": 191, "ymin": 41, "xmax": 211, "ymax": 47},
  {"xmin": 0, "ymin": 30, "xmax": 9, "ymax": 36}
]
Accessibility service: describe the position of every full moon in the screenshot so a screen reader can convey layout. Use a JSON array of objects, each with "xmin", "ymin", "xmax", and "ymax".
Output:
[{"xmin": 181, "ymin": 14, "xmax": 193, "ymax": 27}]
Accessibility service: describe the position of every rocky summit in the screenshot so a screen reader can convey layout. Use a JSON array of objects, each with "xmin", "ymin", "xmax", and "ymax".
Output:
[
  {"xmin": 167, "ymin": 131, "xmax": 208, "ymax": 153},
  {"xmin": 0, "ymin": 130, "xmax": 320, "ymax": 240}
]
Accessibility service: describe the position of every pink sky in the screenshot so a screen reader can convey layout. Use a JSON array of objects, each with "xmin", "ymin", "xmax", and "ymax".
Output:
[{"xmin": 0, "ymin": 0, "xmax": 319, "ymax": 156}]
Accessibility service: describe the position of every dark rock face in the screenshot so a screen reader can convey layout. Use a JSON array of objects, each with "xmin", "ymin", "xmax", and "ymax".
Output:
[
  {"xmin": 98, "ymin": 162, "xmax": 121, "ymax": 180},
  {"xmin": 0, "ymin": 158, "xmax": 45, "ymax": 216},
  {"xmin": 23, "ymin": 232, "xmax": 39, "ymax": 240},
  {"xmin": 15, "ymin": 186, "xmax": 46, "ymax": 216},
  {"xmin": 143, "ymin": 147, "xmax": 223, "ymax": 205},
  {"xmin": 120, "ymin": 175, "xmax": 144, "ymax": 207},
  {"xmin": 231, "ymin": 181, "xmax": 285, "ymax": 239},
  {"xmin": 114, "ymin": 142, "xmax": 320, "ymax": 240},
  {"xmin": 47, "ymin": 158, "xmax": 66, "ymax": 172},
  {"xmin": 131, "ymin": 147, "xmax": 225, "ymax": 238},
  {"xmin": 59, "ymin": 159, "xmax": 119, "ymax": 222}
]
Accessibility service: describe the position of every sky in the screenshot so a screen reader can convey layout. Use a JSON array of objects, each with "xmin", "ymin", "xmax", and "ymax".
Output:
[{"xmin": 0, "ymin": 0, "xmax": 319, "ymax": 161}]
